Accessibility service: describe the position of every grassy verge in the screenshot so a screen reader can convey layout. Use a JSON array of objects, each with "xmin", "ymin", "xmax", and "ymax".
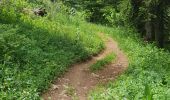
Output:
[
  {"xmin": 0, "ymin": 1, "xmax": 104, "ymax": 99},
  {"xmin": 90, "ymin": 53, "xmax": 116, "ymax": 71},
  {"xmin": 89, "ymin": 26, "xmax": 170, "ymax": 100}
]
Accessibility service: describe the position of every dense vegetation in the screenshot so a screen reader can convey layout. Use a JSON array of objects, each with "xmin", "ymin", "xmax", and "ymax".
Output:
[
  {"xmin": 63, "ymin": 0, "xmax": 170, "ymax": 48},
  {"xmin": 89, "ymin": 26, "xmax": 170, "ymax": 99},
  {"xmin": 0, "ymin": 0, "xmax": 104, "ymax": 99},
  {"xmin": 0, "ymin": 0, "xmax": 170, "ymax": 100},
  {"xmin": 62, "ymin": 0, "xmax": 170, "ymax": 99}
]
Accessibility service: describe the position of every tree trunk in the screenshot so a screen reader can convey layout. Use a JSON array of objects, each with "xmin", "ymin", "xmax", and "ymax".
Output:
[
  {"xmin": 145, "ymin": 20, "xmax": 155, "ymax": 41},
  {"xmin": 145, "ymin": 21, "xmax": 152, "ymax": 41},
  {"xmin": 154, "ymin": 2, "xmax": 164, "ymax": 48},
  {"xmin": 130, "ymin": 0, "xmax": 144, "ymax": 37}
]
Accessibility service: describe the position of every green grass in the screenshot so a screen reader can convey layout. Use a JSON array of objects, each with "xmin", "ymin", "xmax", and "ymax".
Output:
[
  {"xmin": 90, "ymin": 52, "xmax": 116, "ymax": 71},
  {"xmin": 0, "ymin": 1, "xmax": 104, "ymax": 99},
  {"xmin": 88, "ymin": 84, "xmax": 106, "ymax": 100},
  {"xmin": 88, "ymin": 26, "xmax": 170, "ymax": 100},
  {"xmin": 1, "ymin": 0, "xmax": 170, "ymax": 100}
]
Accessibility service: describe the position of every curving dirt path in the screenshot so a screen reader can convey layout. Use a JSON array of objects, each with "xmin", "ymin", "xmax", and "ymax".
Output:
[{"xmin": 42, "ymin": 35, "xmax": 128, "ymax": 100}]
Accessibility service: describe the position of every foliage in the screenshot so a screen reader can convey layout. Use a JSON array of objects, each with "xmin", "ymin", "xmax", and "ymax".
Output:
[
  {"xmin": 90, "ymin": 52, "xmax": 116, "ymax": 71},
  {"xmin": 89, "ymin": 27, "xmax": 170, "ymax": 100},
  {"xmin": 63, "ymin": 0, "xmax": 170, "ymax": 48},
  {"xmin": 62, "ymin": 0, "xmax": 121, "ymax": 25},
  {"xmin": 0, "ymin": 0, "xmax": 104, "ymax": 99},
  {"xmin": 119, "ymin": 0, "xmax": 170, "ymax": 47},
  {"xmin": 0, "ymin": 0, "xmax": 170, "ymax": 99}
]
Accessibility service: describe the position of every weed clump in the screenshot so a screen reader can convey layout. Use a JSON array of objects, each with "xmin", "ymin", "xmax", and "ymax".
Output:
[{"xmin": 90, "ymin": 52, "xmax": 116, "ymax": 71}]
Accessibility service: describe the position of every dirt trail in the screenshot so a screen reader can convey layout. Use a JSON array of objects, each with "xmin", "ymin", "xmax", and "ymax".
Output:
[{"xmin": 42, "ymin": 35, "xmax": 128, "ymax": 100}]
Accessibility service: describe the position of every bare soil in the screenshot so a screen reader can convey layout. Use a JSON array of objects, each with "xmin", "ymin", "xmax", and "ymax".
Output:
[{"xmin": 42, "ymin": 35, "xmax": 128, "ymax": 100}]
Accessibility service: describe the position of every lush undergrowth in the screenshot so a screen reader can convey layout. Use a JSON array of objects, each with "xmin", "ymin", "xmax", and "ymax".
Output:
[
  {"xmin": 1, "ymin": 0, "xmax": 170, "ymax": 100},
  {"xmin": 90, "ymin": 52, "xmax": 116, "ymax": 72},
  {"xmin": 88, "ymin": 26, "xmax": 170, "ymax": 100},
  {"xmin": 0, "ymin": 1, "xmax": 104, "ymax": 99}
]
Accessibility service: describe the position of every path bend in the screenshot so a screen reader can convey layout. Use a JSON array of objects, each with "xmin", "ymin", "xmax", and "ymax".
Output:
[{"xmin": 42, "ymin": 35, "xmax": 128, "ymax": 100}]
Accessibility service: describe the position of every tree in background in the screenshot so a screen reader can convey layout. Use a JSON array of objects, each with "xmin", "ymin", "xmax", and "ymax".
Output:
[
  {"xmin": 129, "ymin": 0, "xmax": 170, "ymax": 47},
  {"xmin": 62, "ymin": 0, "xmax": 120, "ymax": 25},
  {"xmin": 61, "ymin": 0, "xmax": 170, "ymax": 48}
]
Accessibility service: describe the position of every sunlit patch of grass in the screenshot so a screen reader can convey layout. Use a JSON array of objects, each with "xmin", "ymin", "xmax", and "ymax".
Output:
[
  {"xmin": 90, "ymin": 52, "xmax": 116, "ymax": 71},
  {"xmin": 88, "ymin": 83, "xmax": 117, "ymax": 100}
]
